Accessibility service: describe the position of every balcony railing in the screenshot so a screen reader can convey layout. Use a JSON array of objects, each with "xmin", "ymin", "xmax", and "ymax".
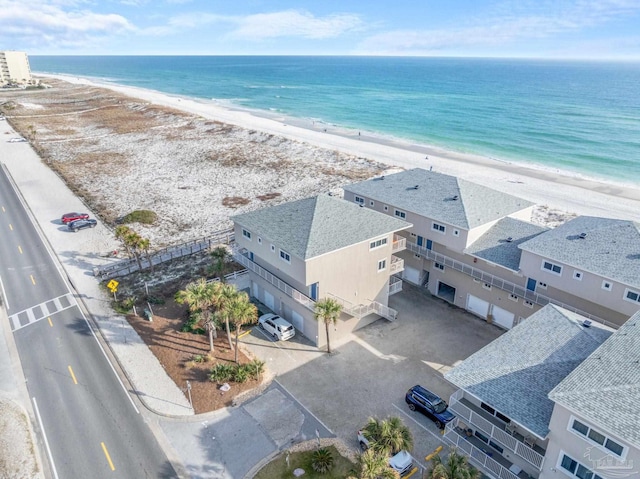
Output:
[
  {"xmin": 326, "ymin": 293, "xmax": 398, "ymax": 322},
  {"xmin": 233, "ymin": 250, "xmax": 316, "ymax": 312},
  {"xmin": 448, "ymin": 390, "xmax": 544, "ymax": 469},
  {"xmin": 389, "ymin": 276, "xmax": 403, "ymax": 296},
  {"xmin": 390, "ymin": 255, "xmax": 405, "ymax": 274},
  {"xmin": 444, "ymin": 420, "xmax": 521, "ymax": 479},
  {"xmin": 405, "ymin": 242, "xmax": 615, "ymax": 328},
  {"xmin": 392, "ymin": 234, "xmax": 406, "ymax": 253}
]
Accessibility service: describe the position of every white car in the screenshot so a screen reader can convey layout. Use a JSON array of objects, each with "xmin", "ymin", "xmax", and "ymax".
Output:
[
  {"xmin": 357, "ymin": 429, "xmax": 415, "ymax": 476},
  {"xmin": 258, "ymin": 313, "xmax": 295, "ymax": 341},
  {"xmin": 8, "ymin": 137, "xmax": 26, "ymax": 143}
]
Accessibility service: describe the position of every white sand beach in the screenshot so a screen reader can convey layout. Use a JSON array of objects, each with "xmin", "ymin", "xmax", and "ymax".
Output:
[{"xmin": 47, "ymin": 74, "xmax": 640, "ymax": 220}]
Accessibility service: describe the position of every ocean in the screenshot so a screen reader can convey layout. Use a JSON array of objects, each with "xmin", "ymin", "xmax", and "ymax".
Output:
[{"xmin": 30, "ymin": 56, "xmax": 640, "ymax": 185}]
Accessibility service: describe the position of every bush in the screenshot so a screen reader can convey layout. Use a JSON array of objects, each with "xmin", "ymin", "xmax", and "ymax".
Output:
[
  {"xmin": 233, "ymin": 366, "xmax": 249, "ymax": 383},
  {"xmin": 209, "ymin": 360, "xmax": 265, "ymax": 383},
  {"xmin": 121, "ymin": 209, "xmax": 157, "ymax": 225},
  {"xmin": 181, "ymin": 310, "xmax": 205, "ymax": 334},
  {"xmin": 246, "ymin": 359, "xmax": 265, "ymax": 379},
  {"xmin": 209, "ymin": 363, "xmax": 235, "ymax": 382},
  {"xmin": 113, "ymin": 296, "xmax": 136, "ymax": 314},
  {"xmin": 311, "ymin": 448, "xmax": 334, "ymax": 473}
]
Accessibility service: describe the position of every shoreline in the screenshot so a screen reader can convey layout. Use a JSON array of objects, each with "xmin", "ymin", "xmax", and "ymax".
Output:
[
  {"xmin": 37, "ymin": 72, "xmax": 640, "ymax": 195},
  {"xmin": 28, "ymin": 73, "xmax": 640, "ymax": 223}
]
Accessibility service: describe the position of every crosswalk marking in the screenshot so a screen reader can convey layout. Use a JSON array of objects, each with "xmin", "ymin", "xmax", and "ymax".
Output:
[{"xmin": 9, "ymin": 294, "xmax": 77, "ymax": 332}]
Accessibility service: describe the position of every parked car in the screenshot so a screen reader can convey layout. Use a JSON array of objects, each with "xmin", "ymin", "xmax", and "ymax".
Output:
[
  {"xmin": 258, "ymin": 313, "xmax": 295, "ymax": 341},
  {"xmin": 357, "ymin": 429, "xmax": 414, "ymax": 476},
  {"xmin": 67, "ymin": 218, "xmax": 97, "ymax": 232},
  {"xmin": 405, "ymin": 385, "xmax": 455, "ymax": 429},
  {"xmin": 7, "ymin": 137, "xmax": 26, "ymax": 142},
  {"xmin": 61, "ymin": 212, "xmax": 90, "ymax": 223}
]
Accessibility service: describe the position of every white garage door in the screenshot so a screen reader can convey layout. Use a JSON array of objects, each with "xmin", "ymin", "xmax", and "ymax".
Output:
[
  {"xmin": 491, "ymin": 305, "xmax": 515, "ymax": 329},
  {"xmin": 467, "ymin": 295, "xmax": 489, "ymax": 319},
  {"xmin": 263, "ymin": 291, "xmax": 275, "ymax": 311},
  {"xmin": 291, "ymin": 310, "xmax": 304, "ymax": 333},
  {"xmin": 403, "ymin": 266, "xmax": 420, "ymax": 285}
]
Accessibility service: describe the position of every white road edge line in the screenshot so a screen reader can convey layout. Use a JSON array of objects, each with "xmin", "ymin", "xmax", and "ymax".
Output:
[
  {"xmin": 0, "ymin": 274, "xmax": 9, "ymax": 310},
  {"xmin": 76, "ymin": 305, "xmax": 140, "ymax": 414},
  {"xmin": 392, "ymin": 403, "xmax": 445, "ymax": 470},
  {"xmin": 32, "ymin": 396, "xmax": 60, "ymax": 479}
]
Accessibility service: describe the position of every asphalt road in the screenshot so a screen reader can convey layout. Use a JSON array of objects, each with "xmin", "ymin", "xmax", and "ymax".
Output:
[{"xmin": 0, "ymin": 164, "xmax": 177, "ymax": 478}]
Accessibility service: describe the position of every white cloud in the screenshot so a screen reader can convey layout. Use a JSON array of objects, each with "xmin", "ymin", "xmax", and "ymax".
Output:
[
  {"xmin": 357, "ymin": 0, "xmax": 640, "ymax": 55},
  {"xmin": 0, "ymin": 1, "xmax": 134, "ymax": 48}
]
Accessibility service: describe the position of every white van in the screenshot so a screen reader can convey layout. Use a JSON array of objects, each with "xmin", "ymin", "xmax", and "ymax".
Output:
[{"xmin": 258, "ymin": 313, "xmax": 296, "ymax": 341}]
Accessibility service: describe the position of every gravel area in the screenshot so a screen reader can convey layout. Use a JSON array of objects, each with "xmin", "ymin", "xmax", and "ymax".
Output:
[{"xmin": 0, "ymin": 399, "xmax": 39, "ymax": 479}]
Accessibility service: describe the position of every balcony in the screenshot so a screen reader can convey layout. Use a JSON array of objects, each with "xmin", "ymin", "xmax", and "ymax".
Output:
[
  {"xmin": 448, "ymin": 390, "xmax": 545, "ymax": 470},
  {"xmin": 389, "ymin": 276, "xmax": 403, "ymax": 296},
  {"xmin": 389, "ymin": 255, "xmax": 404, "ymax": 274},
  {"xmin": 392, "ymin": 234, "xmax": 406, "ymax": 253},
  {"xmin": 443, "ymin": 420, "xmax": 538, "ymax": 479},
  {"xmin": 233, "ymin": 249, "xmax": 316, "ymax": 312},
  {"xmin": 326, "ymin": 293, "xmax": 398, "ymax": 322}
]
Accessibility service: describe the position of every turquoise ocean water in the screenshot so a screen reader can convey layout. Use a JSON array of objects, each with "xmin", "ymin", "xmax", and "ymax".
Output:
[{"xmin": 30, "ymin": 56, "xmax": 640, "ymax": 185}]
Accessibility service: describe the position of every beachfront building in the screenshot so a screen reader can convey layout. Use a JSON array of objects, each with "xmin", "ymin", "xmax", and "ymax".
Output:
[
  {"xmin": 0, "ymin": 51, "xmax": 32, "ymax": 86},
  {"xmin": 343, "ymin": 169, "xmax": 640, "ymax": 329},
  {"xmin": 442, "ymin": 306, "xmax": 640, "ymax": 479},
  {"xmin": 443, "ymin": 305, "xmax": 613, "ymax": 479},
  {"xmin": 231, "ymin": 194, "xmax": 411, "ymax": 347}
]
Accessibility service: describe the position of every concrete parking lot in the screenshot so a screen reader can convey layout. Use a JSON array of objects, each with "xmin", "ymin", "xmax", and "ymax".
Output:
[{"xmin": 243, "ymin": 283, "xmax": 505, "ymax": 472}]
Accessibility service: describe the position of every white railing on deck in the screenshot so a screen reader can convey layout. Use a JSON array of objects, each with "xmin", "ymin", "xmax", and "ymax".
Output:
[
  {"xmin": 326, "ymin": 293, "xmax": 398, "ymax": 322},
  {"xmin": 389, "ymin": 276, "xmax": 403, "ymax": 295},
  {"xmin": 392, "ymin": 235, "xmax": 406, "ymax": 253},
  {"xmin": 448, "ymin": 393, "xmax": 544, "ymax": 469},
  {"xmin": 390, "ymin": 255, "xmax": 405, "ymax": 274}
]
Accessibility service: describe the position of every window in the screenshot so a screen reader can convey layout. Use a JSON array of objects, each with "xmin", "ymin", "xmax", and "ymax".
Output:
[
  {"xmin": 489, "ymin": 440, "xmax": 504, "ymax": 454},
  {"xmin": 542, "ymin": 260, "xmax": 562, "ymax": 275},
  {"xmin": 560, "ymin": 453, "xmax": 605, "ymax": 479},
  {"xmin": 573, "ymin": 271, "xmax": 583, "ymax": 280},
  {"xmin": 602, "ymin": 281, "xmax": 612, "ymax": 291},
  {"xmin": 538, "ymin": 281, "xmax": 548, "ymax": 289},
  {"xmin": 377, "ymin": 259, "xmax": 387, "ymax": 271},
  {"xmin": 354, "ymin": 195, "xmax": 364, "ymax": 205},
  {"xmin": 370, "ymin": 200, "xmax": 375, "ymax": 207},
  {"xmin": 432, "ymin": 222, "xmax": 446, "ymax": 233},
  {"xmin": 394, "ymin": 209, "xmax": 406, "ymax": 219},
  {"xmin": 480, "ymin": 403, "xmax": 496, "ymax": 415},
  {"xmin": 279, "ymin": 249, "xmax": 291, "ymax": 263},
  {"xmin": 242, "ymin": 229, "xmax": 251, "ymax": 240},
  {"xmin": 483, "ymin": 283, "xmax": 492, "ymax": 290},
  {"xmin": 453, "ymin": 229, "xmax": 460, "ymax": 237},
  {"xmin": 495, "ymin": 412, "xmax": 511, "ymax": 424},
  {"xmin": 474, "ymin": 431, "xmax": 489, "ymax": 444},
  {"xmin": 509, "ymin": 294, "xmax": 518, "ymax": 302},
  {"xmin": 370, "ymin": 237, "xmax": 388, "ymax": 250},
  {"xmin": 625, "ymin": 289, "xmax": 640, "ymax": 304},
  {"xmin": 524, "ymin": 300, "xmax": 534, "ymax": 308},
  {"xmin": 570, "ymin": 418, "xmax": 625, "ymax": 457},
  {"xmin": 271, "ymin": 244, "xmax": 276, "ymax": 252},
  {"xmin": 434, "ymin": 262, "xmax": 444, "ymax": 271}
]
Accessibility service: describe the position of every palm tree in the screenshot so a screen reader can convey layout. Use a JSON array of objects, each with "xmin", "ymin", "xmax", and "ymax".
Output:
[
  {"xmin": 210, "ymin": 246, "xmax": 230, "ymax": 281},
  {"xmin": 227, "ymin": 291, "xmax": 258, "ymax": 363},
  {"xmin": 362, "ymin": 417, "xmax": 413, "ymax": 456},
  {"xmin": 138, "ymin": 237, "xmax": 154, "ymax": 272},
  {"xmin": 115, "ymin": 225, "xmax": 133, "ymax": 259},
  {"xmin": 210, "ymin": 282, "xmax": 239, "ymax": 351},
  {"xmin": 175, "ymin": 278, "xmax": 217, "ymax": 352},
  {"xmin": 313, "ymin": 297, "xmax": 342, "ymax": 353},
  {"xmin": 425, "ymin": 448, "xmax": 480, "ymax": 479},
  {"xmin": 356, "ymin": 449, "xmax": 399, "ymax": 479}
]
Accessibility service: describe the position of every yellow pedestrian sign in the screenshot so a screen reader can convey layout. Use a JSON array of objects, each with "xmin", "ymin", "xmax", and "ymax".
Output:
[{"xmin": 107, "ymin": 279, "xmax": 119, "ymax": 292}]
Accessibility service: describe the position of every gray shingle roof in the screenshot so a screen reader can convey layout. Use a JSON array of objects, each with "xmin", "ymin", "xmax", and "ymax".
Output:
[
  {"xmin": 465, "ymin": 217, "xmax": 549, "ymax": 271},
  {"xmin": 344, "ymin": 169, "xmax": 533, "ymax": 229},
  {"xmin": 231, "ymin": 194, "xmax": 412, "ymax": 260},
  {"xmin": 444, "ymin": 305, "xmax": 613, "ymax": 438},
  {"xmin": 518, "ymin": 216, "xmax": 640, "ymax": 289},
  {"xmin": 549, "ymin": 311, "xmax": 640, "ymax": 447}
]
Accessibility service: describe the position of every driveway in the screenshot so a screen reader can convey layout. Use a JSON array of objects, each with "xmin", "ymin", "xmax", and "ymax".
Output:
[{"xmin": 243, "ymin": 283, "xmax": 505, "ymax": 472}]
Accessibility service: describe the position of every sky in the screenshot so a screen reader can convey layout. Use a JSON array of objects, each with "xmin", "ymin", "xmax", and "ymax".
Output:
[{"xmin": 1, "ymin": 0, "xmax": 640, "ymax": 59}]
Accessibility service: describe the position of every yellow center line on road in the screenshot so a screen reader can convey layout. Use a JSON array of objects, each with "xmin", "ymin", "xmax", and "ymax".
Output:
[
  {"xmin": 18, "ymin": 245, "xmax": 23, "ymax": 254},
  {"xmin": 67, "ymin": 365, "xmax": 78, "ymax": 385},
  {"xmin": 101, "ymin": 442, "xmax": 115, "ymax": 471},
  {"xmin": 30, "ymin": 275, "xmax": 36, "ymax": 285},
  {"xmin": 48, "ymin": 317, "xmax": 53, "ymax": 327}
]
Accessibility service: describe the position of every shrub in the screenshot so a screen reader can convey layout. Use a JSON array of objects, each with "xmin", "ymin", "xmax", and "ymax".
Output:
[
  {"xmin": 209, "ymin": 363, "xmax": 235, "ymax": 382},
  {"xmin": 311, "ymin": 448, "xmax": 334, "ymax": 473},
  {"xmin": 121, "ymin": 209, "xmax": 157, "ymax": 225},
  {"xmin": 246, "ymin": 359, "xmax": 265, "ymax": 379},
  {"xmin": 113, "ymin": 296, "xmax": 136, "ymax": 314},
  {"xmin": 181, "ymin": 310, "xmax": 205, "ymax": 334},
  {"xmin": 233, "ymin": 366, "xmax": 249, "ymax": 383}
]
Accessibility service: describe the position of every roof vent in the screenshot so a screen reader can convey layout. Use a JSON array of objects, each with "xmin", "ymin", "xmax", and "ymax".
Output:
[
  {"xmin": 452, "ymin": 195, "xmax": 459, "ymax": 201},
  {"xmin": 582, "ymin": 320, "xmax": 592, "ymax": 328},
  {"xmin": 505, "ymin": 237, "xmax": 513, "ymax": 242},
  {"xmin": 579, "ymin": 232, "xmax": 587, "ymax": 239}
]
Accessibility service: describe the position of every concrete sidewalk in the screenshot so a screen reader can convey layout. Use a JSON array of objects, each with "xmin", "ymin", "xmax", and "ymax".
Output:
[{"xmin": 0, "ymin": 120, "xmax": 193, "ymax": 417}]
